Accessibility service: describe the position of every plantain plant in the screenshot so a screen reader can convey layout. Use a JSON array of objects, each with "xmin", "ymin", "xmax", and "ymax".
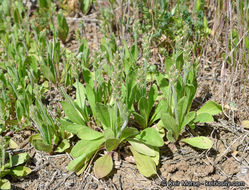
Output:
[
  {"xmin": 158, "ymin": 52, "xmax": 222, "ymax": 149},
  {"xmin": 29, "ymin": 100, "xmax": 71, "ymax": 154}
]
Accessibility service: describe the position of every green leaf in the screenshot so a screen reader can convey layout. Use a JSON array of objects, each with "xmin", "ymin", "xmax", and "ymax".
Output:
[
  {"xmin": 180, "ymin": 111, "xmax": 196, "ymax": 131},
  {"xmin": 194, "ymin": 113, "xmax": 214, "ymax": 123},
  {"xmin": 10, "ymin": 166, "xmax": 31, "ymax": 177},
  {"xmin": 161, "ymin": 113, "xmax": 179, "ymax": 141},
  {"xmin": 55, "ymin": 139, "xmax": 70, "ymax": 153},
  {"xmin": 74, "ymin": 82, "xmax": 86, "ymax": 110},
  {"xmin": 151, "ymin": 147, "xmax": 160, "ymax": 165},
  {"xmin": 30, "ymin": 134, "xmax": 53, "ymax": 153},
  {"xmin": 77, "ymin": 126, "xmax": 104, "ymax": 140},
  {"xmin": 93, "ymin": 154, "xmax": 113, "ymax": 178},
  {"xmin": 0, "ymin": 179, "xmax": 11, "ymax": 190},
  {"xmin": 135, "ymin": 128, "xmax": 164, "ymax": 147},
  {"xmin": 0, "ymin": 168, "xmax": 10, "ymax": 178},
  {"xmin": 133, "ymin": 112, "xmax": 146, "ymax": 128},
  {"xmin": 176, "ymin": 52, "xmax": 184, "ymax": 71},
  {"xmin": 40, "ymin": 64, "xmax": 55, "ymax": 83},
  {"xmin": 67, "ymin": 152, "xmax": 92, "ymax": 173},
  {"xmin": 61, "ymin": 101, "xmax": 85, "ymax": 124},
  {"xmin": 70, "ymin": 137, "xmax": 104, "ymax": 158},
  {"xmin": 130, "ymin": 146, "xmax": 157, "ymax": 177},
  {"xmin": 57, "ymin": 12, "xmax": 69, "ymax": 43},
  {"xmin": 79, "ymin": 0, "xmax": 92, "ymax": 14},
  {"xmin": 95, "ymin": 103, "xmax": 110, "ymax": 129},
  {"xmin": 119, "ymin": 128, "xmax": 139, "ymax": 141},
  {"xmin": 164, "ymin": 57, "xmax": 174, "ymax": 74},
  {"xmin": 138, "ymin": 96, "xmax": 149, "ymax": 120},
  {"xmin": 181, "ymin": 136, "xmax": 213, "ymax": 149},
  {"xmin": 177, "ymin": 96, "xmax": 188, "ymax": 125},
  {"xmin": 105, "ymin": 139, "xmax": 120, "ymax": 152},
  {"xmin": 61, "ymin": 123, "xmax": 85, "ymax": 135},
  {"xmin": 197, "ymin": 101, "xmax": 222, "ymax": 116},
  {"xmin": 129, "ymin": 140, "xmax": 155, "ymax": 156},
  {"xmin": 103, "ymin": 128, "xmax": 115, "ymax": 140},
  {"xmin": 10, "ymin": 153, "xmax": 29, "ymax": 167}
]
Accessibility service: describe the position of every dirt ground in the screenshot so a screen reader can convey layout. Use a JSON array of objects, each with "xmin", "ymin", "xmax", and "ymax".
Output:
[{"xmin": 7, "ymin": 1, "xmax": 249, "ymax": 190}]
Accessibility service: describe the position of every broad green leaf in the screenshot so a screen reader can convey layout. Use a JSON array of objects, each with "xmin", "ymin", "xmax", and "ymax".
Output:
[
  {"xmin": 176, "ymin": 52, "xmax": 184, "ymax": 71},
  {"xmin": 138, "ymin": 96, "xmax": 148, "ymax": 120},
  {"xmin": 40, "ymin": 64, "xmax": 55, "ymax": 83},
  {"xmin": 61, "ymin": 101, "xmax": 85, "ymax": 124},
  {"xmin": 74, "ymin": 82, "xmax": 86, "ymax": 109},
  {"xmin": 164, "ymin": 57, "xmax": 174, "ymax": 74},
  {"xmin": 119, "ymin": 128, "xmax": 139, "ymax": 141},
  {"xmin": 151, "ymin": 147, "xmax": 160, "ymax": 165},
  {"xmin": 130, "ymin": 146, "xmax": 157, "ymax": 177},
  {"xmin": 0, "ymin": 169, "xmax": 10, "ymax": 178},
  {"xmin": 180, "ymin": 111, "xmax": 196, "ymax": 131},
  {"xmin": 0, "ymin": 179, "xmax": 11, "ymax": 190},
  {"xmin": 10, "ymin": 166, "xmax": 31, "ymax": 177},
  {"xmin": 79, "ymin": 0, "xmax": 92, "ymax": 14},
  {"xmin": 67, "ymin": 152, "xmax": 92, "ymax": 173},
  {"xmin": 181, "ymin": 136, "xmax": 213, "ymax": 149},
  {"xmin": 62, "ymin": 123, "xmax": 85, "ymax": 135},
  {"xmin": 95, "ymin": 103, "xmax": 110, "ymax": 129},
  {"xmin": 104, "ymin": 128, "xmax": 115, "ymax": 140},
  {"xmin": 94, "ymin": 154, "xmax": 113, "ymax": 178},
  {"xmin": 135, "ymin": 128, "xmax": 164, "ymax": 147},
  {"xmin": 105, "ymin": 139, "xmax": 120, "ymax": 152},
  {"xmin": 133, "ymin": 112, "xmax": 146, "ymax": 128},
  {"xmin": 197, "ymin": 101, "xmax": 222, "ymax": 116},
  {"xmin": 161, "ymin": 112, "xmax": 179, "ymax": 141},
  {"xmin": 57, "ymin": 12, "xmax": 69, "ymax": 43},
  {"xmin": 77, "ymin": 126, "xmax": 103, "ymax": 140},
  {"xmin": 166, "ymin": 130, "xmax": 175, "ymax": 142},
  {"xmin": 10, "ymin": 153, "xmax": 29, "ymax": 167},
  {"xmin": 70, "ymin": 137, "xmax": 104, "ymax": 158},
  {"xmin": 194, "ymin": 113, "xmax": 214, "ymax": 123},
  {"xmin": 177, "ymin": 96, "xmax": 188, "ymax": 125},
  {"xmin": 148, "ymin": 85, "xmax": 157, "ymax": 112},
  {"xmin": 55, "ymin": 139, "xmax": 70, "ymax": 153},
  {"xmin": 129, "ymin": 140, "xmax": 155, "ymax": 156},
  {"xmin": 149, "ymin": 100, "xmax": 163, "ymax": 126},
  {"xmin": 30, "ymin": 134, "xmax": 53, "ymax": 153},
  {"xmin": 85, "ymin": 83, "xmax": 96, "ymax": 118}
]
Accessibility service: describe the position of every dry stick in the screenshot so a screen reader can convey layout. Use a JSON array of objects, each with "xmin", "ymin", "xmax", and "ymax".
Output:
[
  {"xmin": 32, "ymin": 161, "xmax": 49, "ymax": 173},
  {"xmin": 221, "ymin": 27, "xmax": 249, "ymax": 115},
  {"xmin": 221, "ymin": 0, "xmax": 230, "ymax": 119},
  {"xmin": 51, "ymin": 172, "xmax": 74, "ymax": 190},
  {"xmin": 44, "ymin": 170, "xmax": 58, "ymax": 190},
  {"xmin": 77, "ymin": 165, "xmax": 92, "ymax": 190},
  {"xmin": 214, "ymin": 134, "xmax": 245, "ymax": 166}
]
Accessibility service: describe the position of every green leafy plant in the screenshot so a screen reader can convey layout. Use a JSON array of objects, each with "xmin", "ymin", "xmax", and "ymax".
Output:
[
  {"xmin": 57, "ymin": 11, "xmax": 69, "ymax": 43},
  {"xmin": 132, "ymin": 84, "xmax": 162, "ymax": 129},
  {"xmin": 159, "ymin": 53, "xmax": 222, "ymax": 149},
  {"xmin": 29, "ymin": 100, "xmax": 71, "ymax": 154},
  {"xmin": 0, "ymin": 137, "xmax": 31, "ymax": 190},
  {"xmin": 79, "ymin": 0, "xmax": 92, "ymax": 15},
  {"xmin": 59, "ymin": 66, "xmax": 164, "ymax": 178}
]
